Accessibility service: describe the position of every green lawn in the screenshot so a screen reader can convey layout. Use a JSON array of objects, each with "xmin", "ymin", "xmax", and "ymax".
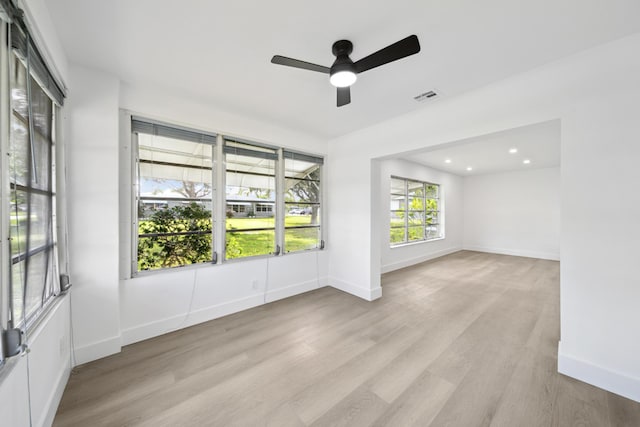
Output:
[
  {"xmin": 226, "ymin": 215, "xmax": 319, "ymax": 259},
  {"xmin": 138, "ymin": 215, "xmax": 320, "ymax": 269}
]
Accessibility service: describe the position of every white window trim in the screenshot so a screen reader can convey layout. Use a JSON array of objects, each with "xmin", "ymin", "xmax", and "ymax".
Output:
[
  {"xmin": 390, "ymin": 175, "xmax": 444, "ymax": 248},
  {"xmin": 123, "ymin": 112, "xmax": 325, "ymax": 278}
]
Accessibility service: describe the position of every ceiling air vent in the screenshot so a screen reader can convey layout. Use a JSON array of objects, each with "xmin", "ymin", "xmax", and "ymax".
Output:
[{"xmin": 413, "ymin": 90, "xmax": 438, "ymax": 102}]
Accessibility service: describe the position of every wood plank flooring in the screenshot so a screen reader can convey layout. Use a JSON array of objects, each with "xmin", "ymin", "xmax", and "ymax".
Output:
[{"xmin": 54, "ymin": 251, "xmax": 640, "ymax": 426}]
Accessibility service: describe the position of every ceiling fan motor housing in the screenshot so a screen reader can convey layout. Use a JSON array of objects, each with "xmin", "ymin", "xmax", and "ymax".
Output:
[{"xmin": 330, "ymin": 40, "xmax": 357, "ymax": 76}]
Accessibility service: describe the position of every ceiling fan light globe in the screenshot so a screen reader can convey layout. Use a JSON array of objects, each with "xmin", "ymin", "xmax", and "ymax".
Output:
[{"xmin": 330, "ymin": 71, "xmax": 357, "ymax": 87}]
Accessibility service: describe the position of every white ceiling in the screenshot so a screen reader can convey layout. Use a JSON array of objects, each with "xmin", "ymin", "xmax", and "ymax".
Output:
[
  {"xmin": 47, "ymin": 0, "xmax": 640, "ymax": 138},
  {"xmin": 400, "ymin": 120, "xmax": 560, "ymax": 176}
]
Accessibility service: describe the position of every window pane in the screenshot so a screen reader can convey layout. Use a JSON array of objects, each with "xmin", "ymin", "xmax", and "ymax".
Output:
[
  {"xmin": 11, "ymin": 260, "xmax": 26, "ymax": 324},
  {"xmin": 390, "ymin": 177, "xmax": 405, "ymax": 194},
  {"xmin": 10, "ymin": 190, "xmax": 28, "ymax": 257},
  {"xmin": 285, "ymin": 159, "xmax": 319, "ymax": 179},
  {"xmin": 29, "ymin": 193, "xmax": 51, "ymax": 249},
  {"xmin": 137, "ymin": 133, "xmax": 214, "ymax": 270},
  {"xmin": 426, "ymin": 211, "xmax": 439, "ymax": 224},
  {"xmin": 390, "ymin": 212, "xmax": 404, "ymax": 229},
  {"xmin": 138, "ymin": 232, "xmax": 212, "ymax": 271},
  {"xmin": 408, "ymin": 226, "xmax": 424, "ymax": 242},
  {"xmin": 9, "ymin": 118, "xmax": 29, "ymax": 186},
  {"xmin": 32, "ymin": 134, "xmax": 51, "ymax": 191},
  {"xmin": 29, "ymin": 76, "xmax": 53, "ymax": 140},
  {"xmin": 407, "ymin": 197, "xmax": 424, "ymax": 211},
  {"xmin": 390, "ymin": 194, "xmax": 406, "ymax": 210},
  {"xmin": 225, "ymin": 145, "xmax": 276, "ymax": 259},
  {"xmin": 426, "ymin": 224, "xmax": 441, "ymax": 240},
  {"xmin": 226, "ymin": 215, "xmax": 275, "ymax": 231},
  {"xmin": 426, "ymin": 184, "xmax": 439, "ymax": 198},
  {"xmin": 226, "ymin": 230, "xmax": 275, "ymax": 259},
  {"xmin": 285, "ymin": 178, "xmax": 319, "ymax": 203},
  {"xmin": 24, "ymin": 250, "xmax": 49, "ymax": 320},
  {"xmin": 284, "ymin": 157, "xmax": 321, "ymax": 253},
  {"xmin": 285, "ymin": 227, "xmax": 320, "ymax": 252},
  {"xmin": 286, "ymin": 205, "xmax": 320, "ymax": 225},
  {"xmin": 408, "ymin": 211, "xmax": 424, "ymax": 226},
  {"xmin": 426, "ymin": 199, "xmax": 439, "ymax": 212},
  {"xmin": 139, "ymin": 134, "xmax": 213, "ymax": 198},
  {"xmin": 390, "ymin": 227, "xmax": 405, "ymax": 245},
  {"xmin": 408, "ymin": 181, "xmax": 423, "ymax": 197}
]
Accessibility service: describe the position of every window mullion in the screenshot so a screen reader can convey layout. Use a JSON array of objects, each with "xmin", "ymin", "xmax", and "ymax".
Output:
[
  {"xmin": 423, "ymin": 182, "xmax": 427, "ymax": 241},
  {"xmin": 131, "ymin": 132, "xmax": 140, "ymax": 276},
  {"xmin": 404, "ymin": 179, "xmax": 408, "ymax": 243},
  {"xmin": 275, "ymin": 148, "xmax": 285, "ymax": 255},
  {"xmin": 214, "ymin": 136, "xmax": 226, "ymax": 262}
]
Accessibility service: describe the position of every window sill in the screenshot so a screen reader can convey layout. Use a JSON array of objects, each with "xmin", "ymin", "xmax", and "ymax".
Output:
[{"xmin": 390, "ymin": 236, "xmax": 445, "ymax": 249}]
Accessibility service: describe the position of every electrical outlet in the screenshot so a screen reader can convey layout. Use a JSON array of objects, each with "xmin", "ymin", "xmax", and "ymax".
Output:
[{"xmin": 252, "ymin": 280, "xmax": 259, "ymax": 290}]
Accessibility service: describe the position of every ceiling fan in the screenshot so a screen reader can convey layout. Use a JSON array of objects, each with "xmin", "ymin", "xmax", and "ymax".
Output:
[{"xmin": 271, "ymin": 35, "xmax": 421, "ymax": 107}]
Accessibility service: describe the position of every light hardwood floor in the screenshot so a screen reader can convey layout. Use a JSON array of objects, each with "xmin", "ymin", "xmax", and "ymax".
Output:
[{"xmin": 54, "ymin": 251, "xmax": 640, "ymax": 426}]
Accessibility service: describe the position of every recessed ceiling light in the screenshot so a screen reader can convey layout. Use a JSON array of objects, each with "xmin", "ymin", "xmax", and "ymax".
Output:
[
  {"xmin": 445, "ymin": 159, "xmax": 452, "ymax": 164},
  {"xmin": 509, "ymin": 148, "xmax": 518, "ymax": 154},
  {"xmin": 523, "ymin": 159, "xmax": 531, "ymax": 164},
  {"xmin": 466, "ymin": 166, "xmax": 473, "ymax": 171}
]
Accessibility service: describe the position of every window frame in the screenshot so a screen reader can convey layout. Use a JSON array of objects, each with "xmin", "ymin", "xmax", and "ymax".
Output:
[
  {"xmin": 390, "ymin": 175, "xmax": 443, "ymax": 247},
  {"xmin": 4, "ymin": 29, "xmax": 63, "ymax": 332},
  {"xmin": 131, "ymin": 120, "xmax": 217, "ymax": 274},
  {"xmin": 223, "ymin": 138, "xmax": 278, "ymax": 261},
  {"xmin": 129, "ymin": 117, "xmax": 325, "ymax": 276},
  {"xmin": 283, "ymin": 151, "xmax": 323, "ymax": 254}
]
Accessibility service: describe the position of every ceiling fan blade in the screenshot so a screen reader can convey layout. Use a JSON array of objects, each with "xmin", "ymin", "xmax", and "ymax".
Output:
[
  {"xmin": 337, "ymin": 87, "xmax": 351, "ymax": 107},
  {"xmin": 354, "ymin": 35, "xmax": 420, "ymax": 74},
  {"xmin": 271, "ymin": 55, "xmax": 330, "ymax": 74}
]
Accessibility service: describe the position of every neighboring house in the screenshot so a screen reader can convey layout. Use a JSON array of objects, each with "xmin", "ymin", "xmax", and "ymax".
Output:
[{"xmin": 227, "ymin": 195, "xmax": 275, "ymax": 218}]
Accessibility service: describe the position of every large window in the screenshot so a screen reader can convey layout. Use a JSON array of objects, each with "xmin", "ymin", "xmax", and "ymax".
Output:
[
  {"xmin": 390, "ymin": 176, "xmax": 442, "ymax": 246},
  {"xmin": 6, "ymin": 24, "xmax": 64, "ymax": 329},
  {"xmin": 131, "ymin": 119, "xmax": 324, "ymax": 273},
  {"xmin": 133, "ymin": 119, "xmax": 216, "ymax": 271}
]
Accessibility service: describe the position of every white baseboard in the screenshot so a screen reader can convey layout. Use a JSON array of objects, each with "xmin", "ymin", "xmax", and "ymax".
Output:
[
  {"xmin": 40, "ymin": 363, "xmax": 70, "ymax": 427},
  {"xmin": 121, "ymin": 277, "xmax": 330, "ymax": 347},
  {"xmin": 329, "ymin": 277, "xmax": 382, "ymax": 301},
  {"xmin": 381, "ymin": 247, "xmax": 462, "ymax": 273},
  {"xmin": 183, "ymin": 294, "xmax": 266, "ymax": 329},
  {"xmin": 462, "ymin": 245, "xmax": 560, "ymax": 261},
  {"xmin": 558, "ymin": 342, "xmax": 640, "ymax": 403},
  {"xmin": 264, "ymin": 277, "xmax": 325, "ymax": 303},
  {"xmin": 73, "ymin": 336, "xmax": 121, "ymax": 366},
  {"xmin": 121, "ymin": 313, "xmax": 189, "ymax": 346}
]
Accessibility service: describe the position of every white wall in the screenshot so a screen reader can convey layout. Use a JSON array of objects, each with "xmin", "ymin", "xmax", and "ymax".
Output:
[
  {"xmin": 327, "ymin": 33, "xmax": 640, "ymax": 401},
  {"xmin": 0, "ymin": 297, "xmax": 71, "ymax": 427},
  {"xmin": 558, "ymin": 91, "xmax": 640, "ymax": 401},
  {"xmin": 379, "ymin": 159, "xmax": 464, "ymax": 273},
  {"xmin": 66, "ymin": 64, "xmax": 122, "ymax": 364},
  {"xmin": 463, "ymin": 167, "xmax": 560, "ymax": 260}
]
